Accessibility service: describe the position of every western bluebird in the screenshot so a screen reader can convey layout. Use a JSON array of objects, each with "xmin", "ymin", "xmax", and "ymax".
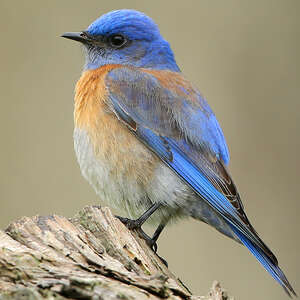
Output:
[{"xmin": 62, "ymin": 9, "xmax": 296, "ymax": 297}]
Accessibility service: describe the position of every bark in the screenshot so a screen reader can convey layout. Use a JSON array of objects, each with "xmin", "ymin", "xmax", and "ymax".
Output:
[{"xmin": 0, "ymin": 206, "xmax": 232, "ymax": 300}]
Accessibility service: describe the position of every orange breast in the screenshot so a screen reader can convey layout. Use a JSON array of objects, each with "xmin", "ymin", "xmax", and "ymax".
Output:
[{"xmin": 74, "ymin": 65, "xmax": 159, "ymax": 183}]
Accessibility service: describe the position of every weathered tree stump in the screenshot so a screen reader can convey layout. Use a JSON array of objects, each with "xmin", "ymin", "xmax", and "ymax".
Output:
[{"xmin": 0, "ymin": 206, "xmax": 232, "ymax": 299}]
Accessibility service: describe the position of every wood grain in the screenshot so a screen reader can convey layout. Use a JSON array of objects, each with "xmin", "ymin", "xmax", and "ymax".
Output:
[{"xmin": 0, "ymin": 206, "xmax": 232, "ymax": 300}]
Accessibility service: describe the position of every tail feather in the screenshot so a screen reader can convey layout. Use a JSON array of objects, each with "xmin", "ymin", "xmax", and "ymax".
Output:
[{"xmin": 229, "ymin": 224, "xmax": 297, "ymax": 298}]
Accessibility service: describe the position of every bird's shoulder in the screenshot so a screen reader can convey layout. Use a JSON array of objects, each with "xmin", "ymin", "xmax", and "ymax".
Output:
[
  {"xmin": 104, "ymin": 66, "xmax": 229, "ymax": 164},
  {"xmin": 105, "ymin": 66, "xmax": 208, "ymax": 112}
]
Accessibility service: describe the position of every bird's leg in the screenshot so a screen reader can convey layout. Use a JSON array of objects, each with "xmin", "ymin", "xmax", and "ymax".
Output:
[
  {"xmin": 116, "ymin": 203, "xmax": 161, "ymax": 246},
  {"xmin": 116, "ymin": 204, "xmax": 169, "ymax": 267},
  {"xmin": 150, "ymin": 222, "xmax": 168, "ymax": 267},
  {"xmin": 149, "ymin": 223, "xmax": 166, "ymax": 252},
  {"xmin": 116, "ymin": 203, "xmax": 161, "ymax": 229}
]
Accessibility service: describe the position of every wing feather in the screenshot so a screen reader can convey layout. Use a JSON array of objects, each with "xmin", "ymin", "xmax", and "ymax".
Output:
[{"xmin": 105, "ymin": 66, "xmax": 295, "ymax": 296}]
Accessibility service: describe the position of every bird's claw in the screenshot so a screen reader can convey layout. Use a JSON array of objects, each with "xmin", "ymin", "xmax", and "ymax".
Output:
[
  {"xmin": 116, "ymin": 216, "xmax": 140, "ymax": 230},
  {"xmin": 149, "ymin": 241, "xmax": 158, "ymax": 253},
  {"xmin": 115, "ymin": 215, "xmax": 168, "ymax": 267},
  {"xmin": 157, "ymin": 255, "xmax": 168, "ymax": 267}
]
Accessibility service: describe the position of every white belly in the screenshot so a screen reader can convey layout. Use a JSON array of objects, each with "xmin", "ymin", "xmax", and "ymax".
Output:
[
  {"xmin": 73, "ymin": 127, "xmax": 238, "ymax": 241},
  {"xmin": 74, "ymin": 128, "xmax": 149, "ymax": 216},
  {"xmin": 73, "ymin": 127, "xmax": 198, "ymax": 224}
]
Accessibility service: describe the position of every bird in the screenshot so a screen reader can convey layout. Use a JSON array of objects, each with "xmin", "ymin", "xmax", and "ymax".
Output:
[{"xmin": 61, "ymin": 9, "xmax": 296, "ymax": 297}]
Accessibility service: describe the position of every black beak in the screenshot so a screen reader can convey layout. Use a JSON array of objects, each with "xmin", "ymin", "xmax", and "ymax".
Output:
[
  {"xmin": 61, "ymin": 31, "xmax": 91, "ymax": 44},
  {"xmin": 61, "ymin": 31, "xmax": 106, "ymax": 48}
]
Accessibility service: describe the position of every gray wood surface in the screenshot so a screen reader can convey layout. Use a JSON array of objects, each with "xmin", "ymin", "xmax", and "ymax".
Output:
[{"xmin": 0, "ymin": 206, "xmax": 232, "ymax": 300}]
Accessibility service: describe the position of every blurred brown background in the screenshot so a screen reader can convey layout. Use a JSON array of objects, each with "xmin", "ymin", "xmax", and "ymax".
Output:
[{"xmin": 0, "ymin": 1, "xmax": 299, "ymax": 299}]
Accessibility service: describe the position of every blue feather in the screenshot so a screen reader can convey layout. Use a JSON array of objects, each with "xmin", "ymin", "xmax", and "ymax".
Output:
[
  {"xmin": 230, "ymin": 224, "xmax": 296, "ymax": 297},
  {"xmin": 106, "ymin": 66, "xmax": 296, "ymax": 297},
  {"xmin": 85, "ymin": 10, "xmax": 180, "ymax": 71},
  {"xmin": 135, "ymin": 127, "xmax": 296, "ymax": 297}
]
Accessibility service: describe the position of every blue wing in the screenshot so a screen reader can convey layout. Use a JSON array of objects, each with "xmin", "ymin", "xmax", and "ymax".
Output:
[{"xmin": 105, "ymin": 67, "xmax": 296, "ymax": 297}]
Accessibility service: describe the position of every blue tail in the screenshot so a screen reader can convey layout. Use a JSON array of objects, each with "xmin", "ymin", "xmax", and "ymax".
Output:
[{"xmin": 229, "ymin": 224, "xmax": 297, "ymax": 298}]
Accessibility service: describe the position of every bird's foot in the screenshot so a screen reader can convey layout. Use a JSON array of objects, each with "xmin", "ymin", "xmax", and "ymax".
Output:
[
  {"xmin": 116, "ymin": 216, "xmax": 142, "ymax": 230},
  {"xmin": 115, "ymin": 215, "xmax": 168, "ymax": 267},
  {"xmin": 116, "ymin": 216, "xmax": 157, "ymax": 249}
]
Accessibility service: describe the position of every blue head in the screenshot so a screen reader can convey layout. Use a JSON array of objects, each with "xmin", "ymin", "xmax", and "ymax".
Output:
[{"xmin": 62, "ymin": 9, "xmax": 180, "ymax": 72}]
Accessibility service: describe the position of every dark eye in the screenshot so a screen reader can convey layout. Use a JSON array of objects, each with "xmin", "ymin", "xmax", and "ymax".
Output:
[{"xmin": 108, "ymin": 34, "xmax": 127, "ymax": 48}]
